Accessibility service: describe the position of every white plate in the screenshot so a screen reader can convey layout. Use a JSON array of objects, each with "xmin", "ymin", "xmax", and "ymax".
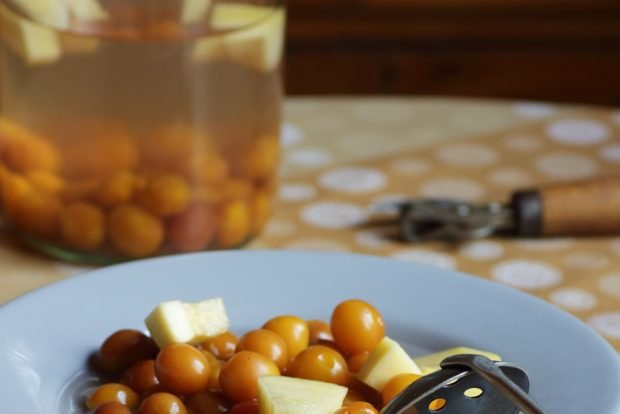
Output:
[{"xmin": 0, "ymin": 251, "xmax": 619, "ymax": 413}]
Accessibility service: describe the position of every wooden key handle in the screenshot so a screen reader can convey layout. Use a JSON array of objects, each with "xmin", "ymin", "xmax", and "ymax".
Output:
[{"xmin": 511, "ymin": 176, "xmax": 620, "ymax": 237}]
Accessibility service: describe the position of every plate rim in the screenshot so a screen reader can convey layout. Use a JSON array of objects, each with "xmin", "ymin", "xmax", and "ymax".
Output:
[{"xmin": 2, "ymin": 250, "xmax": 617, "ymax": 353}]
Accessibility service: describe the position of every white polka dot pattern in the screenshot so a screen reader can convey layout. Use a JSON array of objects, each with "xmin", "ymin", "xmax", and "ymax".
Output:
[
  {"xmin": 286, "ymin": 148, "xmax": 333, "ymax": 167},
  {"xmin": 355, "ymin": 230, "xmax": 395, "ymax": 249},
  {"xmin": 512, "ymin": 102, "xmax": 557, "ymax": 119},
  {"xmin": 589, "ymin": 313, "xmax": 620, "ymax": 339},
  {"xmin": 279, "ymin": 183, "xmax": 317, "ymax": 202},
  {"xmin": 460, "ymin": 241, "xmax": 505, "ymax": 261},
  {"xmin": 269, "ymin": 110, "xmax": 620, "ymax": 350},
  {"xmin": 281, "ymin": 122, "xmax": 304, "ymax": 147},
  {"xmin": 492, "ymin": 260, "xmax": 562, "ymax": 289},
  {"xmin": 546, "ymin": 119, "xmax": 611, "ymax": 146},
  {"xmin": 550, "ymin": 288, "xmax": 597, "ymax": 311},
  {"xmin": 391, "ymin": 249, "xmax": 457, "ymax": 269},
  {"xmin": 319, "ymin": 168, "xmax": 387, "ymax": 193},
  {"xmin": 300, "ymin": 202, "xmax": 368, "ymax": 229}
]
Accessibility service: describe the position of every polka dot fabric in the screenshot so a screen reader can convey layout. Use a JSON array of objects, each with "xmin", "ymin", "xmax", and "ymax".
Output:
[
  {"xmin": 1, "ymin": 98, "xmax": 619, "ymax": 353},
  {"xmin": 263, "ymin": 101, "xmax": 620, "ymax": 351}
]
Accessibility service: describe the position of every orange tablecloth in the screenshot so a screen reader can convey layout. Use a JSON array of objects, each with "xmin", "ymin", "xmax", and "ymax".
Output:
[{"xmin": 2, "ymin": 97, "xmax": 619, "ymax": 352}]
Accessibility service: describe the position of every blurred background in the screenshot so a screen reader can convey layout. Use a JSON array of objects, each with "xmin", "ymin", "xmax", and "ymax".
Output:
[{"xmin": 285, "ymin": 0, "xmax": 620, "ymax": 105}]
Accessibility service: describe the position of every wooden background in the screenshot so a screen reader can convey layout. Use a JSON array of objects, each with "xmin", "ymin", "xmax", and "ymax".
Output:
[{"xmin": 285, "ymin": 0, "xmax": 620, "ymax": 105}]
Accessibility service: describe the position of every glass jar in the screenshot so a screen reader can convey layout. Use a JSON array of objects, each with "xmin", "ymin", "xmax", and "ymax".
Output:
[{"xmin": 0, "ymin": 0, "xmax": 284, "ymax": 263}]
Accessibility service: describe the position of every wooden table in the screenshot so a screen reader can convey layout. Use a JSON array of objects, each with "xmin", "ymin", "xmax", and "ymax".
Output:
[{"xmin": 2, "ymin": 97, "xmax": 619, "ymax": 353}]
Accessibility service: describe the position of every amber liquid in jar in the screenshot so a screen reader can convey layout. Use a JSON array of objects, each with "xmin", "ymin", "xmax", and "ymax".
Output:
[{"xmin": 0, "ymin": 0, "xmax": 284, "ymax": 263}]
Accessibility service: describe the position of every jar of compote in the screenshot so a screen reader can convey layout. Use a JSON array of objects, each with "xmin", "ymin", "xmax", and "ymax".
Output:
[{"xmin": 0, "ymin": 0, "xmax": 284, "ymax": 263}]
